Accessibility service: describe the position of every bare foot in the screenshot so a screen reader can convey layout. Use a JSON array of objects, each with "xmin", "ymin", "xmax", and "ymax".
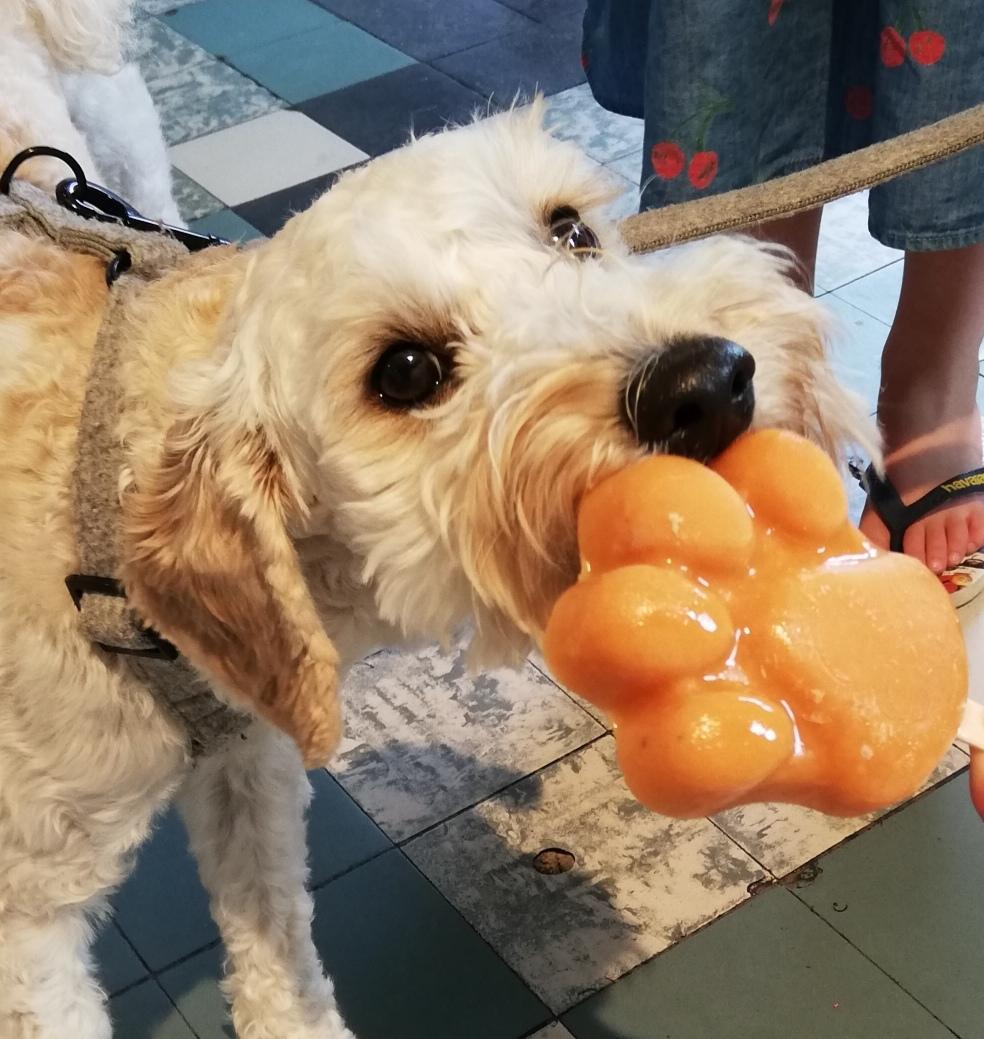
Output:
[
  {"xmin": 860, "ymin": 411, "xmax": 984, "ymax": 572},
  {"xmin": 858, "ymin": 243, "xmax": 984, "ymax": 573}
]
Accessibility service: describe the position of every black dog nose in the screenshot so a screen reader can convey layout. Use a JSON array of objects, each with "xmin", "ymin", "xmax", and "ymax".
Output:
[{"xmin": 621, "ymin": 336, "xmax": 756, "ymax": 460}]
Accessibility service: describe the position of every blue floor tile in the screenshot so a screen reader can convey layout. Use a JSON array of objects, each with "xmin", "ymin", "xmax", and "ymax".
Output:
[
  {"xmin": 111, "ymin": 771, "xmax": 390, "ymax": 974},
  {"xmin": 307, "ymin": 769, "xmax": 392, "ymax": 888},
  {"xmin": 159, "ymin": 849, "xmax": 550, "ymax": 1039},
  {"xmin": 163, "ymin": 0, "xmax": 332, "ymax": 55},
  {"xmin": 500, "ymin": 0, "xmax": 586, "ymax": 21},
  {"xmin": 111, "ymin": 809, "xmax": 218, "ymax": 973},
  {"xmin": 309, "ymin": 0, "xmax": 533, "ymax": 62},
  {"xmin": 233, "ymin": 167, "xmax": 359, "ymax": 236},
  {"xmin": 93, "ymin": 921, "xmax": 148, "ymax": 996},
  {"xmin": 227, "ymin": 20, "xmax": 413, "ymax": 104},
  {"xmin": 433, "ymin": 18, "xmax": 585, "ymax": 101},
  {"xmin": 563, "ymin": 887, "xmax": 955, "ymax": 1039},
  {"xmin": 795, "ymin": 776, "xmax": 984, "ymax": 1039},
  {"xmin": 111, "ymin": 979, "xmax": 196, "ymax": 1039},
  {"xmin": 297, "ymin": 63, "xmax": 486, "ymax": 157},
  {"xmin": 187, "ymin": 208, "xmax": 264, "ymax": 242}
]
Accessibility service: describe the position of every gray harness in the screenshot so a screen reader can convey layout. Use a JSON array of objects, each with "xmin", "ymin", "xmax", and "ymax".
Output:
[{"xmin": 0, "ymin": 176, "xmax": 248, "ymax": 758}]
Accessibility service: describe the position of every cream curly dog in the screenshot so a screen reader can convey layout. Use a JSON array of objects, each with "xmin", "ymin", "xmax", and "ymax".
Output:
[{"xmin": 0, "ymin": 7, "xmax": 874, "ymax": 1036}]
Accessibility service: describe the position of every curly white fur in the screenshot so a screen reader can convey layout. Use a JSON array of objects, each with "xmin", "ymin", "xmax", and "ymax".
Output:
[
  {"xmin": 1, "ymin": 0, "xmax": 178, "ymax": 222},
  {"xmin": 0, "ymin": 88, "xmax": 876, "ymax": 1038}
]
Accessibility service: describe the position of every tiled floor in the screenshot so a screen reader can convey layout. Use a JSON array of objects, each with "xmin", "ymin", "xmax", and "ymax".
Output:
[{"xmin": 93, "ymin": 2, "xmax": 984, "ymax": 1036}]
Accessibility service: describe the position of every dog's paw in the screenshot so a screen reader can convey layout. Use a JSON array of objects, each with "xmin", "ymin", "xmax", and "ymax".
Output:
[{"xmin": 544, "ymin": 429, "xmax": 966, "ymax": 818}]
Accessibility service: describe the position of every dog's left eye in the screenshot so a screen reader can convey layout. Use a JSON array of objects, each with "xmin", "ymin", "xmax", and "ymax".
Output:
[
  {"xmin": 372, "ymin": 343, "xmax": 448, "ymax": 407},
  {"xmin": 549, "ymin": 206, "xmax": 600, "ymax": 257}
]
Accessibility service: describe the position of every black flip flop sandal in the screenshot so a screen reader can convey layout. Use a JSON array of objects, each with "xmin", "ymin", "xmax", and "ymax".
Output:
[{"xmin": 851, "ymin": 461, "xmax": 984, "ymax": 608}]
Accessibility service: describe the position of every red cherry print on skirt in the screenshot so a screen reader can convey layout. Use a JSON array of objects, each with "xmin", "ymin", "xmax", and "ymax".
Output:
[
  {"xmin": 844, "ymin": 85, "xmax": 873, "ymax": 120},
  {"xmin": 580, "ymin": 51, "xmax": 589, "ymax": 71},
  {"xmin": 909, "ymin": 29, "xmax": 945, "ymax": 65},
  {"xmin": 651, "ymin": 141, "xmax": 685, "ymax": 180},
  {"xmin": 880, "ymin": 26, "xmax": 906, "ymax": 67},
  {"xmin": 767, "ymin": 0, "xmax": 784, "ymax": 26},
  {"xmin": 688, "ymin": 151, "xmax": 718, "ymax": 190}
]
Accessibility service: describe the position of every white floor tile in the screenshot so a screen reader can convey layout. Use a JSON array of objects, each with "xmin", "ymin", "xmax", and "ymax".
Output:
[
  {"xmin": 601, "ymin": 169, "xmax": 641, "ymax": 223},
  {"xmin": 331, "ymin": 641, "xmax": 603, "ymax": 842},
  {"xmin": 833, "ymin": 260, "xmax": 903, "ymax": 325},
  {"xmin": 170, "ymin": 111, "xmax": 366, "ymax": 206},
  {"xmin": 715, "ymin": 745, "xmax": 968, "ymax": 878},
  {"xmin": 822, "ymin": 294, "xmax": 889, "ymax": 413},
  {"xmin": 405, "ymin": 738, "xmax": 764, "ymax": 1012},
  {"xmin": 815, "ymin": 191, "xmax": 902, "ymax": 292},
  {"xmin": 605, "ymin": 151, "xmax": 643, "ymax": 186}
]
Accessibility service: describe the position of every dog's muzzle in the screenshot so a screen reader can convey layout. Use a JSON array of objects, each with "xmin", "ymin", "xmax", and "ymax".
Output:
[{"xmin": 621, "ymin": 336, "xmax": 755, "ymax": 461}]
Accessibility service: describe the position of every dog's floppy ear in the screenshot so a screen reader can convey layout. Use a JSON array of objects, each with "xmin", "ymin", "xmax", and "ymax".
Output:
[{"xmin": 122, "ymin": 419, "xmax": 341, "ymax": 766}]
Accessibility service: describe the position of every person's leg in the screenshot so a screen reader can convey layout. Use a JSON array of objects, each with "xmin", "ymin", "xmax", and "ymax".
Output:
[
  {"xmin": 751, "ymin": 209, "xmax": 823, "ymax": 293},
  {"xmin": 859, "ymin": 242, "xmax": 984, "ymax": 571}
]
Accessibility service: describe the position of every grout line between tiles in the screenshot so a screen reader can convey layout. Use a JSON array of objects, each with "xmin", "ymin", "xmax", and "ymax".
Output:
[
  {"xmin": 789, "ymin": 895, "xmax": 963, "ymax": 1038},
  {"xmin": 820, "ymin": 256, "xmax": 903, "ymax": 301},
  {"xmin": 393, "ymin": 730, "xmax": 612, "ymax": 849},
  {"xmin": 555, "ymin": 879, "xmax": 779, "ymax": 1023}
]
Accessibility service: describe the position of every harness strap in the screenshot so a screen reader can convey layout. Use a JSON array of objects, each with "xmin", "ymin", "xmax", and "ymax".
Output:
[
  {"xmin": 0, "ymin": 180, "xmax": 248, "ymax": 758},
  {"xmin": 620, "ymin": 102, "xmax": 984, "ymax": 252}
]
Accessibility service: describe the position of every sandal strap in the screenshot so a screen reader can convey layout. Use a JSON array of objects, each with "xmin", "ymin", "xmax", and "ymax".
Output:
[{"xmin": 862, "ymin": 464, "xmax": 984, "ymax": 553}]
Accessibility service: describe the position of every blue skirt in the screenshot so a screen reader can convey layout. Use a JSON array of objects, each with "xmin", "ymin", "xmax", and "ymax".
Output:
[{"xmin": 581, "ymin": 0, "xmax": 984, "ymax": 250}]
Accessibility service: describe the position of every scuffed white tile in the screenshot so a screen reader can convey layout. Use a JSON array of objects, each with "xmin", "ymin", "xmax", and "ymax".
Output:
[
  {"xmin": 169, "ymin": 167, "xmax": 221, "ymax": 222},
  {"xmin": 150, "ymin": 59, "xmax": 284, "ymax": 147},
  {"xmin": 545, "ymin": 84, "xmax": 643, "ymax": 163},
  {"xmin": 128, "ymin": 16, "xmax": 210, "ymax": 81},
  {"xmin": 405, "ymin": 738, "xmax": 764, "ymax": 1011},
  {"xmin": 137, "ymin": 0, "xmax": 199, "ymax": 11},
  {"xmin": 530, "ymin": 1025, "xmax": 575, "ymax": 1039},
  {"xmin": 170, "ymin": 110, "xmax": 365, "ymax": 206},
  {"xmin": 332, "ymin": 642, "xmax": 603, "ymax": 841},
  {"xmin": 815, "ymin": 191, "xmax": 902, "ymax": 292},
  {"xmin": 528, "ymin": 651, "xmax": 611, "ymax": 730},
  {"xmin": 716, "ymin": 744, "xmax": 968, "ymax": 878}
]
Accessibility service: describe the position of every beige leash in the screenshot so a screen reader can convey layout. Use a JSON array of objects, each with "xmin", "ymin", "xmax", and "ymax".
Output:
[{"xmin": 620, "ymin": 102, "xmax": 984, "ymax": 252}]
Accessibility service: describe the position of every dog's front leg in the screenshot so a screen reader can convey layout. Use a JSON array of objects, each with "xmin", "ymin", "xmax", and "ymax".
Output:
[{"xmin": 177, "ymin": 722, "xmax": 355, "ymax": 1039}]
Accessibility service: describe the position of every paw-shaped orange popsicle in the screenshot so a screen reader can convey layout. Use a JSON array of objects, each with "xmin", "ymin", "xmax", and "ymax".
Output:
[{"xmin": 544, "ymin": 430, "xmax": 967, "ymax": 818}]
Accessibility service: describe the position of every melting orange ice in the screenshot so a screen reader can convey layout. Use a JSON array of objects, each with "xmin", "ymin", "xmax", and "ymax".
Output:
[{"xmin": 543, "ymin": 430, "xmax": 968, "ymax": 818}]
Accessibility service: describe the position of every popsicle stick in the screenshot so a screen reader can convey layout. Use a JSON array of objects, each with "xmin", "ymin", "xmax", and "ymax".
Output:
[{"xmin": 958, "ymin": 700, "xmax": 984, "ymax": 752}]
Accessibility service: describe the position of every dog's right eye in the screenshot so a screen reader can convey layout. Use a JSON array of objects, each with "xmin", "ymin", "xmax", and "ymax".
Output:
[{"xmin": 372, "ymin": 343, "xmax": 448, "ymax": 408}]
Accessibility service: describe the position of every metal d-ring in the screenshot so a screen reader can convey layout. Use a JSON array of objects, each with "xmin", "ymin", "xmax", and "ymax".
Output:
[
  {"xmin": 105, "ymin": 250, "xmax": 132, "ymax": 286},
  {"xmin": 0, "ymin": 146, "xmax": 88, "ymax": 195}
]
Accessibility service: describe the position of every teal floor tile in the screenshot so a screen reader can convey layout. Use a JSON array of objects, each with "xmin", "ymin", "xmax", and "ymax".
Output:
[
  {"xmin": 163, "ymin": 0, "xmax": 332, "ymax": 55},
  {"xmin": 111, "ymin": 979, "xmax": 196, "ymax": 1039},
  {"xmin": 112, "ymin": 809, "xmax": 218, "ymax": 972},
  {"xmin": 227, "ymin": 22, "xmax": 413, "ymax": 104},
  {"xmin": 112, "ymin": 772, "xmax": 391, "ymax": 972},
  {"xmin": 795, "ymin": 775, "xmax": 983, "ymax": 1039},
  {"xmin": 93, "ymin": 921, "xmax": 148, "ymax": 996},
  {"xmin": 187, "ymin": 208, "xmax": 264, "ymax": 242},
  {"xmin": 157, "ymin": 946, "xmax": 229, "ymax": 1039},
  {"xmin": 160, "ymin": 849, "xmax": 550, "ymax": 1039},
  {"xmin": 563, "ymin": 887, "xmax": 954, "ymax": 1039},
  {"xmin": 307, "ymin": 768, "xmax": 392, "ymax": 888}
]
